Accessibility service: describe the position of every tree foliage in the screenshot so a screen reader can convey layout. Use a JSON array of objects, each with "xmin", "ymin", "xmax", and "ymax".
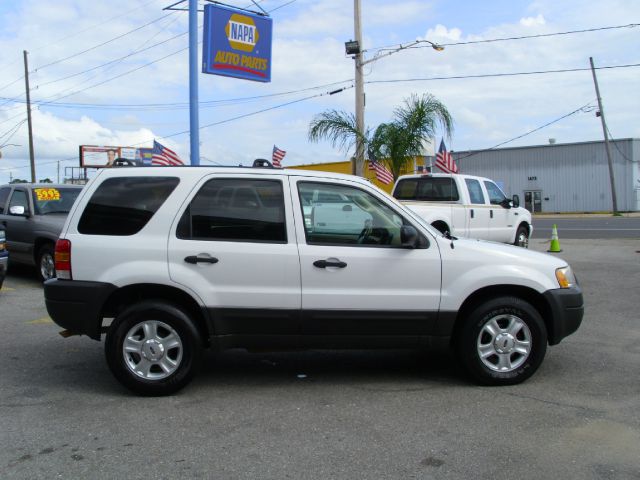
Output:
[{"xmin": 308, "ymin": 94, "xmax": 453, "ymax": 180}]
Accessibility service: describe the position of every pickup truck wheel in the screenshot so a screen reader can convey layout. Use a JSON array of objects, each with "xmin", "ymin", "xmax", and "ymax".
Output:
[
  {"xmin": 514, "ymin": 225, "xmax": 529, "ymax": 248},
  {"xmin": 105, "ymin": 301, "xmax": 202, "ymax": 396},
  {"xmin": 457, "ymin": 296, "xmax": 547, "ymax": 385},
  {"xmin": 38, "ymin": 244, "xmax": 56, "ymax": 281}
]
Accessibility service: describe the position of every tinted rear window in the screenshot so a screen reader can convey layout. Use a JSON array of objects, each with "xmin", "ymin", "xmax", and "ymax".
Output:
[
  {"xmin": 78, "ymin": 177, "xmax": 179, "ymax": 236},
  {"xmin": 393, "ymin": 177, "xmax": 459, "ymax": 201}
]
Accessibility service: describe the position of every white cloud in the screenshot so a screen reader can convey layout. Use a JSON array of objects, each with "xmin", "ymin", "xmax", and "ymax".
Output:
[{"xmin": 520, "ymin": 14, "xmax": 546, "ymax": 27}]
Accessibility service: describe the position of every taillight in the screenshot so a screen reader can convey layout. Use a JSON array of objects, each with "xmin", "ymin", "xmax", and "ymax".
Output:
[{"xmin": 55, "ymin": 239, "xmax": 72, "ymax": 280}]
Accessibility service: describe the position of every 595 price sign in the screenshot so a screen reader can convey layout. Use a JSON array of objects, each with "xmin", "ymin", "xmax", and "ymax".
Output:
[{"xmin": 34, "ymin": 188, "xmax": 61, "ymax": 201}]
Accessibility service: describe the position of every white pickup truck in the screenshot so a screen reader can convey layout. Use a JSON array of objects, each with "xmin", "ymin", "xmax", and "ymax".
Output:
[{"xmin": 392, "ymin": 173, "xmax": 532, "ymax": 247}]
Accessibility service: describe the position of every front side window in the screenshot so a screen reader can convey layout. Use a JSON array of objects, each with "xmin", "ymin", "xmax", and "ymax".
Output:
[
  {"xmin": 484, "ymin": 181, "xmax": 507, "ymax": 205},
  {"xmin": 8, "ymin": 189, "xmax": 29, "ymax": 212},
  {"xmin": 299, "ymin": 182, "xmax": 404, "ymax": 247},
  {"xmin": 465, "ymin": 179, "xmax": 485, "ymax": 204},
  {"xmin": 32, "ymin": 187, "xmax": 82, "ymax": 215},
  {"xmin": 177, "ymin": 178, "xmax": 286, "ymax": 243},
  {"xmin": 78, "ymin": 177, "xmax": 179, "ymax": 236}
]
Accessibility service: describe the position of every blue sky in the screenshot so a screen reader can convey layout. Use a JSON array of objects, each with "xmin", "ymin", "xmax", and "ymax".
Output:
[{"xmin": 0, "ymin": 0, "xmax": 638, "ymax": 182}]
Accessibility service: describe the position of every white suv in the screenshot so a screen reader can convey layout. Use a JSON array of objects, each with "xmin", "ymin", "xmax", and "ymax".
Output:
[{"xmin": 44, "ymin": 165, "xmax": 583, "ymax": 395}]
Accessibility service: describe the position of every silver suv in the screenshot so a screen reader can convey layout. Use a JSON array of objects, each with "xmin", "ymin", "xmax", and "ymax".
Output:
[
  {"xmin": 0, "ymin": 183, "xmax": 83, "ymax": 281},
  {"xmin": 44, "ymin": 165, "xmax": 583, "ymax": 396}
]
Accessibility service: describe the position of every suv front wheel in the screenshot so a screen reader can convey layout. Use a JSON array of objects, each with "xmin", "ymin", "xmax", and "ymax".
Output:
[
  {"xmin": 105, "ymin": 301, "xmax": 203, "ymax": 396},
  {"xmin": 456, "ymin": 296, "xmax": 547, "ymax": 386}
]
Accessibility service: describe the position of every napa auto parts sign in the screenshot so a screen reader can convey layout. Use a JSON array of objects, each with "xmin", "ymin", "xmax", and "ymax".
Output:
[{"xmin": 202, "ymin": 4, "xmax": 272, "ymax": 83}]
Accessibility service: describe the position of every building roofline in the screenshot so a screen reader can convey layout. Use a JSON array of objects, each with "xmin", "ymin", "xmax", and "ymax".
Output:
[{"xmin": 449, "ymin": 137, "xmax": 638, "ymax": 156}]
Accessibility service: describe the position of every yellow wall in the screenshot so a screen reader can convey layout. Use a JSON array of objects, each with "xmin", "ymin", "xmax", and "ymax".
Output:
[{"xmin": 288, "ymin": 158, "xmax": 427, "ymax": 193}]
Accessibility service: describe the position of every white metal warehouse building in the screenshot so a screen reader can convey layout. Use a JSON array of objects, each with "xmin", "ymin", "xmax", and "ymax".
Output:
[{"xmin": 442, "ymin": 138, "xmax": 639, "ymax": 213}]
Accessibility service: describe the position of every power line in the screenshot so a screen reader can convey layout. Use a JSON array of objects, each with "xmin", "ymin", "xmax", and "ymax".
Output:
[
  {"xmin": 605, "ymin": 125, "xmax": 635, "ymax": 163},
  {"xmin": 33, "ymin": 13, "xmax": 176, "ymax": 72},
  {"xmin": 0, "ymin": 119, "xmax": 27, "ymax": 148},
  {"xmin": 366, "ymin": 63, "xmax": 640, "ymax": 85},
  {"xmin": 367, "ymin": 23, "xmax": 640, "ymax": 54},
  {"xmin": 456, "ymin": 102, "xmax": 597, "ymax": 160},
  {"xmin": 0, "ymin": 85, "xmax": 353, "ymax": 171},
  {"xmin": 34, "ymin": 29, "xmax": 189, "ymax": 89},
  {"xmin": 27, "ymin": 79, "xmax": 353, "ymax": 110}
]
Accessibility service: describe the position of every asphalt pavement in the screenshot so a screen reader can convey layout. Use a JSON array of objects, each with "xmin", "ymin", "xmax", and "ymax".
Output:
[
  {"xmin": 1, "ymin": 239, "xmax": 639, "ymax": 479},
  {"xmin": 532, "ymin": 214, "xmax": 640, "ymax": 240}
]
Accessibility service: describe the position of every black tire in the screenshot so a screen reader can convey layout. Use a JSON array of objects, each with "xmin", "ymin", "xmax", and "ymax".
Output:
[
  {"xmin": 456, "ymin": 296, "xmax": 547, "ymax": 386},
  {"xmin": 105, "ymin": 301, "xmax": 203, "ymax": 396},
  {"xmin": 514, "ymin": 225, "xmax": 529, "ymax": 248},
  {"xmin": 37, "ymin": 243, "xmax": 56, "ymax": 282}
]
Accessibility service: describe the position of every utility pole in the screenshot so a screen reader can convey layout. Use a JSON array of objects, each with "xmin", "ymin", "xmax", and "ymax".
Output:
[
  {"xmin": 353, "ymin": 0, "xmax": 365, "ymax": 176},
  {"xmin": 188, "ymin": 0, "xmax": 200, "ymax": 166},
  {"xmin": 589, "ymin": 57, "xmax": 618, "ymax": 214},
  {"xmin": 23, "ymin": 50, "xmax": 36, "ymax": 183}
]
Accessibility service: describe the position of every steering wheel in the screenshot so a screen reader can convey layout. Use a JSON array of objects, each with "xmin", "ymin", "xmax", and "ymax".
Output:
[{"xmin": 357, "ymin": 221, "xmax": 373, "ymax": 244}]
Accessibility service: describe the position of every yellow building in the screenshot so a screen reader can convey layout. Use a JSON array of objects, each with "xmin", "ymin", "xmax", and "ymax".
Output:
[{"xmin": 288, "ymin": 158, "xmax": 428, "ymax": 193}]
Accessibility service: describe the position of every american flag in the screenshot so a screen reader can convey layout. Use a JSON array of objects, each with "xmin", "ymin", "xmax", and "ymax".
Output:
[
  {"xmin": 435, "ymin": 139, "xmax": 458, "ymax": 174},
  {"xmin": 368, "ymin": 159, "xmax": 394, "ymax": 185},
  {"xmin": 151, "ymin": 140, "xmax": 184, "ymax": 166},
  {"xmin": 272, "ymin": 145, "xmax": 286, "ymax": 168}
]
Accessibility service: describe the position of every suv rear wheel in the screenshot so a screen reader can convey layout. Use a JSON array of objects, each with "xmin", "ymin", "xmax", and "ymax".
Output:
[
  {"xmin": 456, "ymin": 296, "xmax": 547, "ymax": 385},
  {"xmin": 105, "ymin": 301, "xmax": 202, "ymax": 396}
]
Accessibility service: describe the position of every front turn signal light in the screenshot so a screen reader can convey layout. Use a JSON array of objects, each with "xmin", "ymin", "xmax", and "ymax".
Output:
[{"xmin": 555, "ymin": 266, "xmax": 576, "ymax": 288}]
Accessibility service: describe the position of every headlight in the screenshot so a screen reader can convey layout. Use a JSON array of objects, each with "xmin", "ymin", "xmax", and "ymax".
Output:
[{"xmin": 555, "ymin": 266, "xmax": 577, "ymax": 288}]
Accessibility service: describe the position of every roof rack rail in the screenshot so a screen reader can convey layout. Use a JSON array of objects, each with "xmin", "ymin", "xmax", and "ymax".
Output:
[{"xmin": 252, "ymin": 158, "xmax": 274, "ymax": 168}]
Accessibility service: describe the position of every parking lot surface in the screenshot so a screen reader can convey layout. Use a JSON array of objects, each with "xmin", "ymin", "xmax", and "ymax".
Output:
[{"xmin": 1, "ymin": 238, "xmax": 639, "ymax": 479}]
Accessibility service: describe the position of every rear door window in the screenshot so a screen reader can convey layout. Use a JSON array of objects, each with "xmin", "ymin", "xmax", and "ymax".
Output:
[
  {"xmin": 465, "ymin": 179, "xmax": 486, "ymax": 204},
  {"xmin": 176, "ymin": 178, "xmax": 286, "ymax": 243},
  {"xmin": 78, "ymin": 177, "xmax": 179, "ymax": 235}
]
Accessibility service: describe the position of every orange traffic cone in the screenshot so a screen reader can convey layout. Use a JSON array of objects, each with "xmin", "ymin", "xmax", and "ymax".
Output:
[{"xmin": 547, "ymin": 224, "xmax": 562, "ymax": 253}]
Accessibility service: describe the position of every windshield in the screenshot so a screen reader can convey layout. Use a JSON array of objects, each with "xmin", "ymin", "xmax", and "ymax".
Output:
[{"xmin": 32, "ymin": 187, "xmax": 82, "ymax": 215}]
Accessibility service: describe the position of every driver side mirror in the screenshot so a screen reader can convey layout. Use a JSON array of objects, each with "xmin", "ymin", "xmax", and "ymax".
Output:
[
  {"xmin": 400, "ymin": 225, "xmax": 425, "ymax": 249},
  {"xmin": 9, "ymin": 205, "xmax": 28, "ymax": 216},
  {"xmin": 512, "ymin": 194, "xmax": 520, "ymax": 208}
]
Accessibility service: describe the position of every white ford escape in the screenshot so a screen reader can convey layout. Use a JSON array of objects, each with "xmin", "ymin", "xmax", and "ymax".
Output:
[{"xmin": 44, "ymin": 165, "xmax": 583, "ymax": 395}]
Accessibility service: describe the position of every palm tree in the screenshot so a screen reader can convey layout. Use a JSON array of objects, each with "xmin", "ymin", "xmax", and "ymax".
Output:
[
  {"xmin": 371, "ymin": 94, "xmax": 453, "ymax": 181},
  {"xmin": 308, "ymin": 93, "xmax": 453, "ymax": 180}
]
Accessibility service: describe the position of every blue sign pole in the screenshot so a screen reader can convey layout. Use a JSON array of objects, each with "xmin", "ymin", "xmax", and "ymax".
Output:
[{"xmin": 189, "ymin": 0, "xmax": 200, "ymax": 166}]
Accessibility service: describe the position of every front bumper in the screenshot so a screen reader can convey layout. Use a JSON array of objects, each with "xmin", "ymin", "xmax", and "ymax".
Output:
[
  {"xmin": 543, "ymin": 286, "xmax": 584, "ymax": 345},
  {"xmin": 0, "ymin": 254, "xmax": 7, "ymax": 287},
  {"xmin": 44, "ymin": 279, "xmax": 117, "ymax": 340}
]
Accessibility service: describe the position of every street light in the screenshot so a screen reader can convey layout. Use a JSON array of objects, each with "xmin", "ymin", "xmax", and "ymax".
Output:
[{"xmin": 346, "ymin": 34, "xmax": 444, "ymax": 176}]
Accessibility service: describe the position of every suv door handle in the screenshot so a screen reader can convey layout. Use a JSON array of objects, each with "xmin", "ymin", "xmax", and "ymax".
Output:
[
  {"xmin": 184, "ymin": 255, "xmax": 219, "ymax": 264},
  {"xmin": 313, "ymin": 259, "xmax": 347, "ymax": 269},
  {"xmin": 490, "ymin": 210, "xmax": 494, "ymax": 218}
]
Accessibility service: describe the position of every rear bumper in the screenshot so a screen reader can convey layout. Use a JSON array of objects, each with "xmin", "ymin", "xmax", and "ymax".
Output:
[
  {"xmin": 44, "ymin": 279, "xmax": 117, "ymax": 340},
  {"xmin": 543, "ymin": 286, "xmax": 584, "ymax": 345}
]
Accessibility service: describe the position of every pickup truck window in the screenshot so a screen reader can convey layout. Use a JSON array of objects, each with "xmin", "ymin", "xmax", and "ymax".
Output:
[
  {"xmin": 8, "ymin": 189, "xmax": 29, "ymax": 212},
  {"xmin": 465, "ymin": 179, "xmax": 485, "ymax": 204},
  {"xmin": 177, "ymin": 178, "xmax": 286, "ymax": 243},
  {"xmin": 484, "ymin": 181, "xmax": 507, "ymax": 205},
  {"xmin": 393, "ymin": 178, "xmax": 459, "ymax": 201},
  {"xmin": 299, "ymin": 182, "xmax": 402, "ymax": 247},
  {"xmin": 32, "ymin": 188, "xmax": 82, "ymax": 215}
]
